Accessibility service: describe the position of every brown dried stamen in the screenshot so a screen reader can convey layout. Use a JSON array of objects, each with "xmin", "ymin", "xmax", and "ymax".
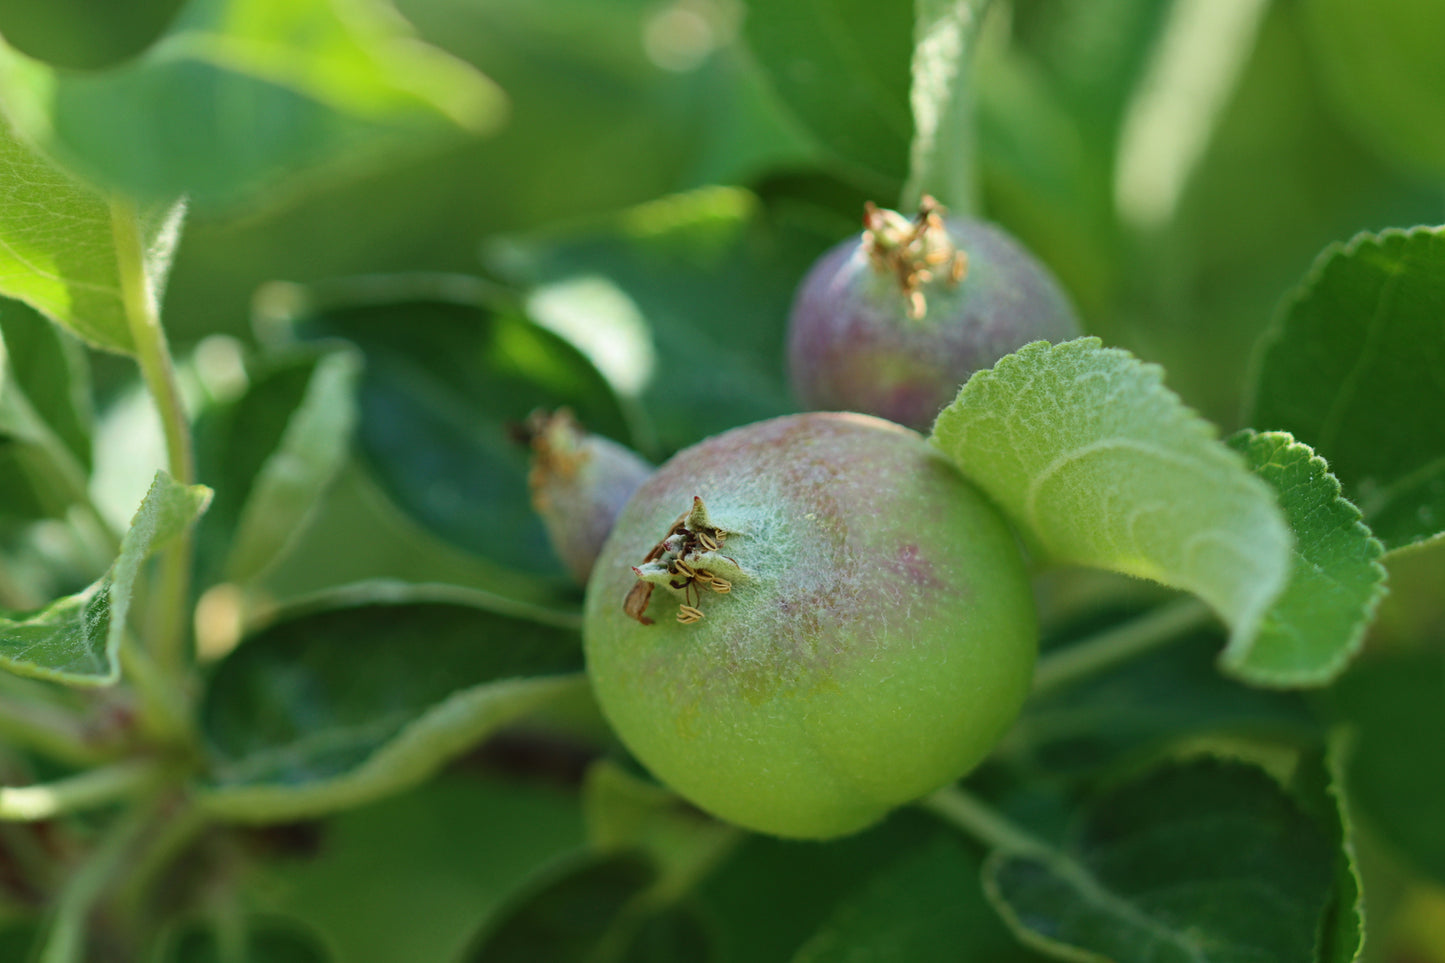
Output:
[
  {"xmin": 624, "ymin": 497, "xmax": 738, "ymax": 626},
  {"xmin": 862, "ymin": 195, "xmax": 969, "ymax": 320}
]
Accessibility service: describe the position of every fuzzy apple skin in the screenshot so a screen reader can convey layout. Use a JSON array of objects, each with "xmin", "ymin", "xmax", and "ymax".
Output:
[
  {"xmin": 583, "ymin": 412, "xmax": 1036, "ymax": 839},
  {"xmin": 788, "ymin": 217, "xmax": 1079, "ymax": 431}
]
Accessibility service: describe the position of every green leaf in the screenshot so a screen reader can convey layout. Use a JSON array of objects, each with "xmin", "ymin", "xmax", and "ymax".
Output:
[
  {"xmin": 583, "ymin": 761, "xmax": 738, "ymax": 902},
  {"xmin": 0, "ymin": 299, "xmax": 92, "ymax": 470},
  {"xmin": 1248, "ymin": 227, "xmax": 1445, "ymax": 553},
  {"xmin": 486, "ymin": 186, "xmax": 825, "ymax": 455},
  {"xmin": 194, "ymin": 346, "xmax": 360, "ymax": 586},
  {"xmin": 932, "ymin": 338, "xmax": 1292, "ymax": 656},
  {"xmin": 740, "ymin": 0, "xmax": 912, "ymax": 195},
  {"xmin": 1012, "ymin": 627, "xmax": 1318, "ymax": 778},
  {"xmin": 1303, "ymin": 0, "xmax": 1445, "ymax": 178},
  {"xmin": 159, "ymin": 917, "xmax": 332, "ymax": 963},
  {"xmin": 0, "ymin": 0, "xmax": 505, "ymax": 208},
  {"xmin": 791, "ymin": 836, "xmax": 1041, "ymax": 963},
  {"xmin": 1331, "ymin": 649, "xmax": 1445, "ymax": 887},
  {"xmin": 985, "ymin": 759, "xmax": 1336, "ymax": 963},
  {"xmin": 1322, "ymin": 735, "xmax": 1365, "ymax": 963},
  {"xmin": 0, "ymin": 117, "xmax": 182, "ymax": 354},
  {"xmin": 0, "ymin": 471, "xmax": 210, "ymax": 685},
  {"xmin": 259, "ymin": 274, "xmax": 630, "ymax": 584},
  {"xmin": 243, "ymin": 774, "xmax": 584, "ymax": 963},
  {"xmin": 696, "ymin": 810, "xmax": 946, "ymax": 963},
  {"xmin": 197, "ymin": 583, "xmax": 586, "ymax": 822},
  {"xmin": 459, "ymin": 853, "xmax": 659, "ymax": 963},
  {"xmin": 1222, "ymin": 431, "xmax": 1388, "ymax": 686}
]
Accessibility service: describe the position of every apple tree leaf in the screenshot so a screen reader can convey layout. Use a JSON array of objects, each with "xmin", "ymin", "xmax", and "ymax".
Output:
[
  {"xmin": 1221, "ymin": 430, "xmax": 1387, "ymax": 687},
  {"xmin": 0, "ymin": 471, "xmax": 210, "ymax": 685},
  {"xmin": 984, "ymin": 759, "xmax": 1336, "ymax": 963},
  {"xmin": 932, "ymin": 338, "xmax": 1292, "ymax": 659},
  {"xmin": 197, "ymin": 584, "xmax": 586, "ymax": 822},
  {"xmin": 1248, "ymin": 227, "xmax": 1445, "ymax": 553},
  {"xmin": 0, "ymin": 117, "xmax": 182, "ymax": 353}
]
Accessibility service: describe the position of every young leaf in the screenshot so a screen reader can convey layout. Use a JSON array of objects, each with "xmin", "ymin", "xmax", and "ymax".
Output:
[
  {"xmin": 0, "ymin": 471, "xmax": 209, "ymax": 685},
  {"xmin": 0, "ymin": 118, "xmax": 182, "ymax": 354},
  {"xmin": 1013, "ymin": 628, "xmax": 1317, "ymax": 777},
  {"xmin": 1331, "ymin": 649, "xmax": 1445, "ymax": 887},
  {"xmin": 194, "ymin": 346, "xmax": 361, "ymax": 587},
  {"xmin": 791, "ymin": 836, "xmax": 1042, "ymax": 963},
  {"xmin": 486, "ymin": 186, "xmax": 824, "ymax": 454},
  {"xmin": 741, "ymin": 0, "xmax": 912, "ymax": 195},
  {"xmin": 932, "ymin": 338, "xmax": 1292, "ymax": 656},
  {"xmin": 257, "ymin": 274, "xmax": 631, "ymax": 584},
  {"xmin": 1219, "ymin": 431, "xmax": 1388, "ymax": 686},
  {"xmin": 1248, "ymin": 227, "xmax": 1445, "ymax": 553},
  {"xmin": 0, "ymin": 0, "xmax": 505, "ymax": 209},
  {"xmin": 197, "ymin": 584, "xmax": 586, "ymax": 822},
  {"xmin": 984, "ymin": 759, "xmax": 1336, "ymax": 963}
]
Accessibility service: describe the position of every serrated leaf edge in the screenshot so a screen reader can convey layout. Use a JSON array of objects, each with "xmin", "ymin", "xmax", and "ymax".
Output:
[{"xmin": 1219, "ymin": 430, "xmax": 1389, "ymax": 688}]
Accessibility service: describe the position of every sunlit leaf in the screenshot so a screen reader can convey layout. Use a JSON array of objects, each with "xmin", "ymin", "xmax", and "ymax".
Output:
[
  {"xmin": 0, "ymin": 0, "xmax": 505, "ymax": 208},
  {"xmin": 932, "ymin": 338, "xmax": 1292, "ymax": 656},
  {"xmin": 0, "ymin": 118, "xmax": 182, "ymax": 353},
  {"xmin": 0, "ymin": 471, "xmax": 209, "ymax": 685}
]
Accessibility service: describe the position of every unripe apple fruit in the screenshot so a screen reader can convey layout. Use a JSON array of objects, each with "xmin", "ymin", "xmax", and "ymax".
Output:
[
  {"xmin": 584, "ymin": 412, "xmax": 1036, "ymax": 838},
  {"xmin": 787, "ymin": 198, "xmax": 1079, "ymax": 431}
]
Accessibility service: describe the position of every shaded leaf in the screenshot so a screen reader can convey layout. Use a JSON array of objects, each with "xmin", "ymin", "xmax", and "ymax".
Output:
[
  {"xmin": 1011, "ymin": 626, "xmax": 1318, "ymax": 777},
  {"xmin": 160, "ymin": 916, "xmax": 332, "ymax": 963},
  {"xmin": 194, "ymin": 346, "xmax": 360, "ymax": 586},
  {"xmin": 0, "ymin": 117, "xmax": 182, "ymax": 353},
  {"xmin": 0, "ymin": 0, "xmax": 504, "ymax": 208},
  {"xmin": 486, "ymin": 186, "xmax": 825, "ymax": 455},
  {"xmin": 791, "ymin": 835, "xmax": 1041, "ymax": 963},
  {"xmin": 198, "ymin": 583, "xmax": 586, "ymax": 822},
  {"xmin": 0, "ymin": 471, "xmax": 209, "ymax": 685},
  {"xmin": 583, "ymin": 760, "xmax": 737, "ymax": 898},
  {"xmin": 1248, "ymin": 227, "xmax": 1445, "ymax": 553},
  {"xmin": 985, "ymin": 759, "xmax": 1335, "ymax": 963},
  {"xmin": 243, "ymin": 775, "xmax": 585, "ymax": 963},
  {"xmin": 1322, "ymin": 734, "xmax": 1365, "ymax": 963},
  {"xmin": 1223, "ymin": 430, "xmax": 1387, "ymax": 686},
  {"xmin": 0, "ymin": 299, "xmax": 91, "ymax": 469},
  {"xmin": 932, "ymin": 338, "xmax": 1292, "ymax": 656},
  {"xmin": 260, "ymin": 273, "xmax": 630, "ymax": 584},
  {"xmin": 741, "ymin": 0, "xmax": 911, "ymax": 195},
  {"xmin": 696, "ymin": 809, "xmax": 946, "ymax": 963},
  {"xmin": 460, "ymin": 852, "xmax": 657, "ymax": 963},
  {"xmin": 1331, "ymin": 649, "xmax": 1445, "ymax": 887}
]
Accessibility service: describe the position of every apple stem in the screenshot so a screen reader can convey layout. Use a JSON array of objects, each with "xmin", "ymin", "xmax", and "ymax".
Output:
[
  {"xmin": 1030, "ymin": 597, "xmax": 1216, "ymax": 698},
  {"xmin": 919, "ymin": 784, "xmax": 1051, "ymax": 857}
]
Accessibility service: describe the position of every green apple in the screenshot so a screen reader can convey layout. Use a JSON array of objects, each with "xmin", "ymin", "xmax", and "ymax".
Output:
[{"xmin": 584, "ymin": 412, "xmax": 1036, "ymax": 838}]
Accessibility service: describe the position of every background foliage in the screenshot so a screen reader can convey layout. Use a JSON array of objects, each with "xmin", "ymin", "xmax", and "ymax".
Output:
[{"xmin": 0, "ymin": 0, "xmax": 1443, "ymax": 960}]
